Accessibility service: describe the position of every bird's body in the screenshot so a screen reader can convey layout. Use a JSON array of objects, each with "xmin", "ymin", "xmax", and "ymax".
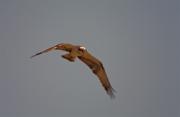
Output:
[{"xmin": 31, "ymin": 43, "xmax": 115, "ymax": 98}]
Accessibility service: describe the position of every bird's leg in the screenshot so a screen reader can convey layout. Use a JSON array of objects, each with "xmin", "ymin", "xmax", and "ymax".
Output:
[{"xmin": 61, "ymin": 53, "xmax": 76, "ymax": 62}]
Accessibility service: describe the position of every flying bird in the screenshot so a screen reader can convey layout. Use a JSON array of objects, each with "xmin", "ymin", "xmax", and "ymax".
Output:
[{"xmin": 31, "ymin": 43, "xmax": 116, "ymax": 98}]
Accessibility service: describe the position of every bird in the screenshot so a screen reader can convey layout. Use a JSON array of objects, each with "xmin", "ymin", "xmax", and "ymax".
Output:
[{"xmin": 31, "ymin": 43, "xmax": 116, "ymax": 98}]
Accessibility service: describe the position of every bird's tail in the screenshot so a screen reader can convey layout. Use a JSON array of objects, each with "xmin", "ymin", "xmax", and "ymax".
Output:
[{"xmin": 30, "ymin": 45, "xmax": 58, "ymax": 58}]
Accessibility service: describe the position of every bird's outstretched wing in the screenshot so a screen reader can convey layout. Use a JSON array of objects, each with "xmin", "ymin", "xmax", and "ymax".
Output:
[
  {"xmin": 78, "ymin": 52, "xmax": 116, "ymax": 98},
  {"xmin": 30, "ymin": 45, "xmax": 58, "ymax": 58}
]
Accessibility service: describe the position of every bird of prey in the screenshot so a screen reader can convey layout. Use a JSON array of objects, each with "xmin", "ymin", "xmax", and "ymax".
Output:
[{"xmin": 31, "ymin": 43, "xmax": 116, "ymax": 98}]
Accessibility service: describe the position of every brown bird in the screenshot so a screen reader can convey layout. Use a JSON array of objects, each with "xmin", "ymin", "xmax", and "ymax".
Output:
[{"xmin": 31, "ymin": 43, "xmax": 116, "ymax": 98}]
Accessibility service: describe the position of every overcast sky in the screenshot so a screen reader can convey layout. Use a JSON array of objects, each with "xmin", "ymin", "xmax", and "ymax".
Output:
[{"xmin": 0, "ymin": 0, "xmax": 179, "ymax": 117}]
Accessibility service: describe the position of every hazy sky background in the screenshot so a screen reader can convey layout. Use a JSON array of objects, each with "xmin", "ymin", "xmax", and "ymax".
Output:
[{"xmin": 0, "ymin": 0, "xmax": 179, "ymax": 117}]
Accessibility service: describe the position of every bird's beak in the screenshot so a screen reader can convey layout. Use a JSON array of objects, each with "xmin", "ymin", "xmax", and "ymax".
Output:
[{"xmin": 30, "ymin": 46, "xmax": 57, "ymax": 58}]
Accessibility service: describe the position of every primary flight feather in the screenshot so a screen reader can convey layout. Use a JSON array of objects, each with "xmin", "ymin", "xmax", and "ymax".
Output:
[{"xmin": 31, "ymin": 43, "xmax": 116, "ymax": 98}]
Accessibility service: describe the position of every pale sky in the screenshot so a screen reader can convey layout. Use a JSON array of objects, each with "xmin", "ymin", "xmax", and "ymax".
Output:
[{"xmin": 0, "ymin": 0, "xmax": 179, "ymax": 117}]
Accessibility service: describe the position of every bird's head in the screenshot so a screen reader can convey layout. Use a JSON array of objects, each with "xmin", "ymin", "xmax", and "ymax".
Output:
[
  {"xmin": 79, "ymin": 46, "xmax": 87, "ymax": 51},
  {"xmin": 77, "ymin": 46, "xmax": 87, "ymax": 55}
]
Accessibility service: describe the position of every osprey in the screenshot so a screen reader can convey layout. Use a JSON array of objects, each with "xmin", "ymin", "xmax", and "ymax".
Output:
[{"xmin": 31, "ymin": 43, "xmax": 116, "ymax": 98}]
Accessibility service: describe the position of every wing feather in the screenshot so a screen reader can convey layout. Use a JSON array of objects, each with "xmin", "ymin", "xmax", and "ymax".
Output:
[
  {"xmin": 96, "ymin": 63, "xmax": 116, "ymax": 98},
  {"xmin": 31, "ymin": 45, "xmax": 58, "ymax": 58},
  {"xmin": 78, "ymin": 52, "xmax": 115, "ymax": 98}
]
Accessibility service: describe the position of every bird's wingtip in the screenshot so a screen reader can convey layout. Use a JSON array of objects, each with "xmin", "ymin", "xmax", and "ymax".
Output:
[
  {"xmin": 30, "ymin": 52, "xmax": 42, "ymax": 59},
  {"xmin": 107, "ymin": 88, "xmax": 116, "ymax": 99}
]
